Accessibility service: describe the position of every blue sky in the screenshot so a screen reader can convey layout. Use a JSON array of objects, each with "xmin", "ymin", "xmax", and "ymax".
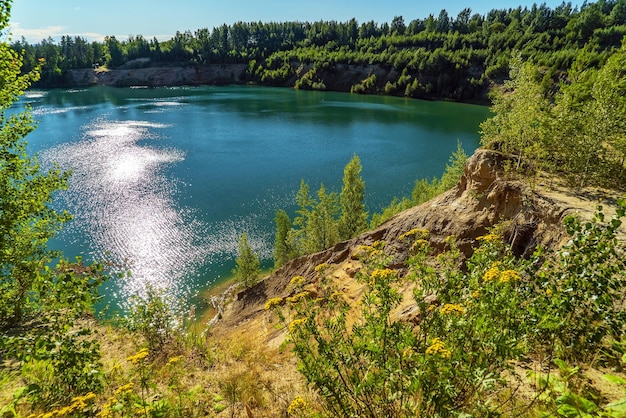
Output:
[{"xmin": 8, "ymin": 0, "xmax": 582, "ymax": 43}]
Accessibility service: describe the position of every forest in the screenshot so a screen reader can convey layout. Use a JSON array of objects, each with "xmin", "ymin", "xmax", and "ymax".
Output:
[
  {"xmin": 10, "ymin": 0, "xmax": 626, "ymax": 101},
  {"xmin": 2, "ymin": 0, "xmax": 626, "ymax": 416}
]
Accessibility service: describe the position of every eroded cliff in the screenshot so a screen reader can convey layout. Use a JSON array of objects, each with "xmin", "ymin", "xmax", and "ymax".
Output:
[{"xmin": 216, "ymin": 149, "xmax": 592, "ymax": 340}]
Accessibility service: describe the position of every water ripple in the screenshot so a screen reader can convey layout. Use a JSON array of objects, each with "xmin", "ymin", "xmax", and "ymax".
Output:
[{"xmin": 42, "ymin": 119, "xmax": 206, "ymax": 310}]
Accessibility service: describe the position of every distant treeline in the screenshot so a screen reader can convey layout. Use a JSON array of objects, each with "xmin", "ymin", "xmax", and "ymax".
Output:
[{"xmin": 11, "ymin": 0, "xmax": 626, "ymax": 100}]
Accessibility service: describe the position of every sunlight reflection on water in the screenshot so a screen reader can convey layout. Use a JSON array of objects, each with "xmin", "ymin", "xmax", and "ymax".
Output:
[{"xmin": 42, "ymin": 119, "xmax": 220, "ymax": 310}]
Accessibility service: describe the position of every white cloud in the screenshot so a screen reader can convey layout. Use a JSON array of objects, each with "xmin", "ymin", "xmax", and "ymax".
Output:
[
  {"xmin": 5, "ymin": 22, "xmax": 173, "ymax": 44},
  {"xmin": 8, "ymin": 22, "xmax": 65, "ymax": 42}
]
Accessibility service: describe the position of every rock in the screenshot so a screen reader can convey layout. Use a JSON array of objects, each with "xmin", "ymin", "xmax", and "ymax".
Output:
[{"xmin": 67, "ymin": 64, "xmax": 248, "ymax": 88}]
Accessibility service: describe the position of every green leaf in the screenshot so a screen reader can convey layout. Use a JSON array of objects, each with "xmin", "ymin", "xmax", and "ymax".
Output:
[{"xmin": 604, "ymin": 374, "xmax": 626, "ymax": 385}]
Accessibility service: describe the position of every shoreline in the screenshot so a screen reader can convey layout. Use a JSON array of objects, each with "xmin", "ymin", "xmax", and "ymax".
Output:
[
  {"xmin": 43, "ymin": 64, "xmax": 492, "ymax": 106},
  {"xmin": 195, "ymin": 268, "xmax": 274, "ymax": 328}
]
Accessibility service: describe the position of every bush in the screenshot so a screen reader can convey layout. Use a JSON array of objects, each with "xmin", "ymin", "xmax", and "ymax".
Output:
[{"xmin": 269, "ymin": 201, "xmax": 626, "ymax": 416}]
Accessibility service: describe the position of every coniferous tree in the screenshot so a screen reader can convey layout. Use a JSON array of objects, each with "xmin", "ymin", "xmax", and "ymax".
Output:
[
  {"xmin": 338, "ymin": 155, "xmax": 367, "ymax": 240},
  {"xmin": 273, "ymin": 209, "xmax": 294, "ymax": 268},
  {"xmin": 232, "ymin": 233, "xmax": 260, "ymax": 289}
]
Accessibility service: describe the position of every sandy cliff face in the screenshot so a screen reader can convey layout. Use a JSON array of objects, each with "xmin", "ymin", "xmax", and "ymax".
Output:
[
  {"xmin": 217, "ymin": 149, "xmax": 578, "ymax": 336},
  {"xmin": 68, "ymin": 64, "xmax": 248, "ymax": 87}
]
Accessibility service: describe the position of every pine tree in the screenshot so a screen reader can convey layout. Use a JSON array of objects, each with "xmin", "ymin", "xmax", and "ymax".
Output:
[
  {"xmin": 233, "ymin": 233, "xmax": 260, "ymax": 289},
  {"xmin": 273, "ymin": 209, "xmax": 293, "ymax": 268},
  {"xmin": 338, "ymin": 155, "xmax": 368, "ymax": 240}
]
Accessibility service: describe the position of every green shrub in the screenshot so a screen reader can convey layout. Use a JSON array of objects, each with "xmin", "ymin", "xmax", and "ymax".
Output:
[{"xmin": 270, "ymin": 201, "xmax": 626, "ymax": 416}]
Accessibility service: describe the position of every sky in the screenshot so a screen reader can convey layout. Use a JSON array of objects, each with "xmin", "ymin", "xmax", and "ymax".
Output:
[{"xmin": 7, "ymin": 0, "xmax": 582, "ymax": 44}]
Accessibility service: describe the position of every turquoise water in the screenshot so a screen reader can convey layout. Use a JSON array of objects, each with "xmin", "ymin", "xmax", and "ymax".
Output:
[{"xmin": 18, "ymin": 86, "xmax": 489, "ymax": 314}]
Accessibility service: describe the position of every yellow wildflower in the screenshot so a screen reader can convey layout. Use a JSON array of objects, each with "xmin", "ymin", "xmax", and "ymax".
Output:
[
  {"xmin": 476, "ymin": 233, "xmax": 500, "ymax": 243},
  {"xmin": 499, "ymin": 270, "xmax": 521, "ymax": 283},
  {"xmin": 287, "ymin": 291, "xmax": 310, "ymax": 304},
  {"xmin": 370, "ymin": 268, "xmax": 396, "ymax": 285},
  {"xmin": 402, "ymin": 347, "xmax": 415, "ymax": 358},
  {"xmin": 546, "ymin": 288, "xmax": 553, "ymax": 297},
  {"xmin": 166, "ymin": 355, "xmax": 183, "ymax": 366},
  {"xmin": 289, "ymin": 318, "xmax": 307, "ymax": 333},
  {"xmin": 287, "ymin": 395, "xmax": 308, "ymax": 415},
  {"xmin": 483, "ymin": 266, "xmax": 501, "ymax": 282},
  {"xmin": 114, "ymin": 382, "xmax": 135, "ymax": 395},
  {"xmin": 399, "ymin": 228, "xmax": 429, "ymax": 241},
  {"xmin": 440, "ymin": 303, "xmax": 466, "ymax": 316},
  {"xmin": 472, "ymin": 290, "xmax": 480, "ymax": 299},
  {"xmin": 411, "ymin": 239, "xmax": 430, "ymax": 252},
  {"xmin": 264, "ymin": 297, "xmax": 283, "ymax": 310},
  {"xmin": 425, "ymin": 338, "xmax": 452, "ymax": 358},
  {"xmin": 289, "ymin": 275, "xmax": 305, "ymax": 286},
  {"xmin": 314, "ymin": 263, "xmax": 328, "ymax": 272},
  {"xmin": 126, "ymin": 347, "xmax": 149, "ymax": 364},
  {"xmin": 356, "ymin": 241, "xmax": 385, "ymax": 259}
]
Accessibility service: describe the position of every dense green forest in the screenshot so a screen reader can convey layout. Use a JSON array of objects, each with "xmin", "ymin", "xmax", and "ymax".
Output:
[{"xmin": 10, "ymin": 0, "xmax": 626, "ymax": 100}]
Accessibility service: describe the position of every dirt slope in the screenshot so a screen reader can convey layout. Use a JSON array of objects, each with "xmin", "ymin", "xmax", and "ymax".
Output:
[{"xmin": 215, "ymin": 149, "xmax": 621, "ymax": 342}]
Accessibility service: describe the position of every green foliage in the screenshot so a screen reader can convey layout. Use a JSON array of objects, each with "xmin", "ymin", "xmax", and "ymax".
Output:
[
  {"xmin": 123, "ymin": 285, "xmax": 181, "ymax": 353},
  {"xmin": 480, "ymin": 51, "xmax": 548, "ymax": 168},
  {"xmin": 482, "ymin": 46, "xmax": 626, "ymax": 188},
  {"xmin": 12, "ymin": 2, "xmax": 626, "ymax": 102},
  {"xmin": 370, "ymin": 142, "xmax": 468, "ymax": 228},
  {"xmin": 338, "ymin": 155, "xmax": 368, "ymax": 240},
  {"xmin": 273, "ymin": 209, "xmax": 294, "ymax": 268},
  {"xmin": 2, "ymin": 260, "xmax": 107, "ymax": 406},
  {"xmin": 270, "ymin": 202, "xmax": 626, "ymax": 416},
  {"xmin": 526, "ymin": 203, "xmax": 626, "ymax": 361},
  {"xmin": 0, "ymin": 38, "xmax": 71, "ymax": 330},
  {"xmin": 277, "ymin": 156, "xmax": 368, "ymax": 262},
  {"xmin": 351, "ymin": 73, "xmax": 378, "ymax": 94},
  {"xmin": 530, "ymin": 356, "xmax": 626, "ymax": 417},
  {"xmin": 0, "ymin": 2, "xmax": 107, "ymax": 407},
  {"xmin": 233, "ymin": 233, "xmax": 261, "ymax": 289}
]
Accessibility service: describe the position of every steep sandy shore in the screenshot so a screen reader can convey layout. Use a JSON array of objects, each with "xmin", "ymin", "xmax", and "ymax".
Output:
[{"xmin": 215, "ymin": 148, "xmax": 621, "ymax": 346}]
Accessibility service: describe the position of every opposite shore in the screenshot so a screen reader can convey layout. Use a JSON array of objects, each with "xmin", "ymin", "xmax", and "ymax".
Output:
[{"xmin": 55, "ymin": 62, "xmax": 492, "ymax": 105}]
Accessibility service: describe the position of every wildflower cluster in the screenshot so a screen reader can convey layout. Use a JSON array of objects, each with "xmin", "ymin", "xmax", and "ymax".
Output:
[
  {"xmin": 476, "ymin": 233, "xmax": 500, "ymax": 243},
  {"xmin": 355, "ymin": 241, "xmax": 384, "ymax": 259},
  {"xmin": 166, "ymin": 355, "xmax": 183, "ymax": 367},
  {"xmin": 499, "ymin": 269, "xmax": 521, "ymax": 283},
  {"xmin": 287, "ymin": 395, "xmax": 308, "ymax": 416},
  {"xmin": 411, "ymin": 238, "xmax": 430, "ymax": 252},
  {"xmin": 290, "ymin": 275, "xmax": 306, "ymax": 287},
  {"xmin": 114, "ymin": 382, "xmax": 135, "ymax": 395},
  {"xmin": 425, "ymin": 338, "xmax": 452, "ymax": 358},
  {"xmin": 399, "ymin": 228, "xmax": 429, "ymax": 241},
  {"xmin": 482, "ymin": 265, "xmax": 521, "ymax": 283},
  {"xmin": 29, "ymin": 393, "xmax": 97, "ymax": 418},
  {"xmin": 440, "ymin": 303, "xmax": 466, "ymax": 316},
  {"xmin": 314, "ymin": 263, "xmax": 329, "ymax": 272},
  {"xmin": 264, "ymin": 297, "xmax": 283, "ymax": 311},
  {"xmin": 289, "ymin": 318, "xmax": 308, "ymax": 333},
  {"xmin": 483, "ymin": 266, "xmax": 501, "ymax": 282},
  {"xmin": 126, "ymin": 347, "xmax": 149, "ymax": 364},
  {"xmin": 369, "ymin": 268, "xmax": 396, "ymax": 285},
  {"xmin": 287, "ymin": 291, "xmax": 310, "ymax": 305}
]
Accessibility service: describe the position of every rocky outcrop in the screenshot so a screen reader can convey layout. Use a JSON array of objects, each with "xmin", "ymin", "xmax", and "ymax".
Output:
[
  {"xmin": 67, "ymin": 64, "xmax": 248, "ymax": 87},
  {"xmin": 218, "ymin": 149, "xmax": 574, "ymax": 330}
]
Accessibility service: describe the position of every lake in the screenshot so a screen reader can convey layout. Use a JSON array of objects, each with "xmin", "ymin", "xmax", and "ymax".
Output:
[{"xmin": 18, "ymin": 85, "xmax": 490, "ymax": 314}]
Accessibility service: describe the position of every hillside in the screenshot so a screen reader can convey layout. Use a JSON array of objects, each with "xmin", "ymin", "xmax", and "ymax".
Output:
[
  {"xmin": 204, "ymin": 147, "xmax": 626, "ymax": 416},
  {"xmin": 3, "ymin": 148, "xmax": 625, "ymax": 417},
  {"xmin": 217, "ymin": 148, "xmax": 611, "ymax": 335}
]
